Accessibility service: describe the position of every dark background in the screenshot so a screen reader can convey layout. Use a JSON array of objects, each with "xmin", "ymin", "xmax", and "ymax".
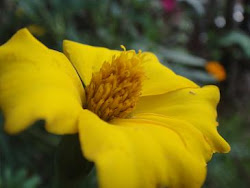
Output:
[{"xmin": 0, "ymin": 0, "xmax": 250, "ymax": 187}]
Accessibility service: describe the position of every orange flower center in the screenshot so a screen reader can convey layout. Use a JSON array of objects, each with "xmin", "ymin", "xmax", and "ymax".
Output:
[{"xmin": 85, "ymin": 48, "xmax": 145, "ymax": 121}]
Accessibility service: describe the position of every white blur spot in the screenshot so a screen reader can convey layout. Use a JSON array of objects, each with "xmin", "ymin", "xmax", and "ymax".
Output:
[
  {"xmin": 233, "ymin": 11, "xmax": 244, "ymax": 22},
  {"xmin": 214, "ymin": 16, "xmax": 226, "ymax": 28}
]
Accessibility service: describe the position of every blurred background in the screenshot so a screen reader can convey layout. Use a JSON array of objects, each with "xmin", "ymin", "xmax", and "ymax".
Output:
[{"xmin": 0, "ymin": 0, "xmax": 250, "ymax": 187}]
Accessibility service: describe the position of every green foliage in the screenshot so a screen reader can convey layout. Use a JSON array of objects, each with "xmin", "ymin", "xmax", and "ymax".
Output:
[
  {"xmin": 204, "ymin": 115, "xmax": 250, "ymax": 188},
  {"xmin": 54, "ymin": 135, "xmax": 94, "ymax": 188},
  {"xmin": 219, "ymin": 30, "xmax": 250, "ymax": 59},
  {"xmin": 0, "ymin": 113, "xmax": 60, "ymax": 188},
  {"xmin": 0, "ymin": 0, "xmax": 217, "ymax": 84},
  {"xmin": 0, "ymin": 168, "xmax": 40, "ymax": 188},
  {"xmin": 180, "ymin": 0, "xmax": 205, "ymax": 15}
]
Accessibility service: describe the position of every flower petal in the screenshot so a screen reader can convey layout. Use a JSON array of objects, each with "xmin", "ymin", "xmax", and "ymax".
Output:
[
  {"xmin": 112, "ymin": 113, "xmax": 213, "ymax": 163},
  {"xmin": 134, "ymin": 85, "xmax": 230, "ymax": 153},
  {"xmin": 63, "ymin": 41, "xmax": 198, "ymax": 96},
  {"xmin": 0, "ymin": 28, "xmax": 84, "ymax": 134},
  {"xmin": 63, "ymin": 41, "xmax": 120, "ymax": 86},
  {"xmin": 141, "ymin": 52, "xmax": 198, "ymax": 95},
  {"xmin": 79, "ymin": 110, "xmax": 208, "ymax": 188}
]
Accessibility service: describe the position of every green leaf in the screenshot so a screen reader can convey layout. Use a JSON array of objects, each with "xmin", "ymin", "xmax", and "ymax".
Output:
[
  {"xmin": 0, "ymin": 167, "xmax": 41, "ymax": 188},
  {"xmin": 158, "ymin": 47, "xmax": 207, "ymax": 67},
  {"xmin": 171, "ymin": 65, "xmax": 216, "ymax": 84},
  {"xmin": 54, "ymin": 135, "xmax": 93, "ymax": 188},
  {"xmin": 219, "ymin": 31, "xmax": 250, "ymax": 58}
]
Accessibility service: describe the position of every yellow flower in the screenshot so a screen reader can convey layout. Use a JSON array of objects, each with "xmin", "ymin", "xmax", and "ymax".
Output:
[
  {"xmin": 0, "ymin": 29, "xmax": 230, "ymax": 188},
  {"xmin": 206, "ymin": 61, "xmax": 226, "ymax": 81}
]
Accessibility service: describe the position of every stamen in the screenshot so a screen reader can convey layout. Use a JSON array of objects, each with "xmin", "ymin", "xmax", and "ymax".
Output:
[{"xmin": 85, "ymin": 49, "xmax": 145, "ymax": 121}]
